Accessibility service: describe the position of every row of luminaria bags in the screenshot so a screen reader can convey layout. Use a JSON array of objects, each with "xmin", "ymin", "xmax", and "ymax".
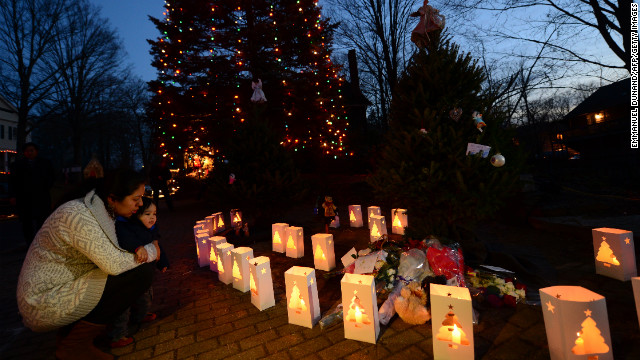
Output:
[{"xmin": 193, "ymin": 208, "xmax": 640, "ymax": 359}]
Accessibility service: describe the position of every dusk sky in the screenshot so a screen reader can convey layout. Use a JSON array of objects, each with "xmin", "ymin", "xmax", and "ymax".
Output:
[{"xmin": 90, "ymin": 0, "xmax": 164, "ymax": 81}]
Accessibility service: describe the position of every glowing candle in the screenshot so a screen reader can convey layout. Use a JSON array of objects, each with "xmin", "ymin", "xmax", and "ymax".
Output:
[
  {"xmin": 452, "ymin": 324, "xmax": 461, "ymax": 345},
  {"xmin": 574, "ymin": 333, "xmax": 584, "ymax": 354},
  {"xmin": 350, "ymin": 210, "xmax": 356, "ymax": 222},
  {"xmin": 355, "ymin": 306, "xmax": 363, "ymax": 325}
]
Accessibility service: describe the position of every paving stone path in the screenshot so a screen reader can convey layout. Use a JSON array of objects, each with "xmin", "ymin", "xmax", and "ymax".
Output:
[{"xmin": 2, "ymin": 186, "xmax": 640, "ymax": 359}]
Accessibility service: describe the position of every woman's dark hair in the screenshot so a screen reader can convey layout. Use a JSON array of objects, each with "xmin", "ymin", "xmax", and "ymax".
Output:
[{"xmin": 95, "ymin": 168, "xmax": 147, "ymax": 203}]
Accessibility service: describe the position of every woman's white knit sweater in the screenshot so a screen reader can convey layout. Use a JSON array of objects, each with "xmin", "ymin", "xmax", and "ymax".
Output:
[{"xmin": 17, "ymin": 190, "xmax": 139, "ymax": 332}]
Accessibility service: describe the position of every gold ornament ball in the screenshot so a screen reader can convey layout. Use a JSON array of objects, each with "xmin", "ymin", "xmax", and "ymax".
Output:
[{"xmin": 491, "ymin": 153, "xmax": 505, "ymax": 167}]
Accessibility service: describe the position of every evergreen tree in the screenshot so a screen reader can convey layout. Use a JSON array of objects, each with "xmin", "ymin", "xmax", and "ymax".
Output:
[
  {"xmin": 206, "ymin": 112, "xmax": 306, "ymax": 225},
  {"xmin": 147, "ymin": 0, "xmax": 348, "ymax": 170},
  {"xmin": 368, "ymin": 33, "xmax": 525, "ymax": 242}
]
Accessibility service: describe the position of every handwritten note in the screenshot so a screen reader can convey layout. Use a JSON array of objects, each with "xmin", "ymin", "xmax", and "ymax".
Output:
[
  {"xmin": 341, "ymin": 248, "xmax": 357, "ymax": 267},
  {"xmin": 354, "ymin": 253, "xmax": 379, "ymax": 274},
  {"xmin": 466, "ymin": 143, "xmax": 491, "ymax": 158}
]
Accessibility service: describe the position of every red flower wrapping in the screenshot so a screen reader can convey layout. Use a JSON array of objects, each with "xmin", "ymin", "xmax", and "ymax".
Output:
[{"xmin": 426, "ymin": 245, "xmax": 466, "ymax": 287}]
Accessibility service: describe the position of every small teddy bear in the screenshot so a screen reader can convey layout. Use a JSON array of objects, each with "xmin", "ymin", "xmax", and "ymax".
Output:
[{"xmin": 394, "ymin": 281, "xmax": 431, "ymax": 325}]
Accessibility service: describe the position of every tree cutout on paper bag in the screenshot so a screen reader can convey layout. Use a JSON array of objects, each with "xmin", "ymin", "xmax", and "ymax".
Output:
[
  {"xmin": 210, "ymin": 248, "xmax": 217, "ymax": 263},
  {"xmin": 289, "ymin": 281, "xmax": 307, "ymax": 313},
  {"xmin": 314, "ymin": 244, "xmax": 326, "ymax": 260},
  {"xmin": 436, "ymin": 310, "xmax": 470, "ymax": 347},
  {"xmin": 219, "ymin": 217, "xmax": 225, "ymax": 227},
  {"xmin": 232, "ymin": 258, "xmax": 241, "ymax": 280},
  {"xmin": 371, "ymin": 222, "xmax": 381, "ymax": 239},
  {"xmin": 572, "ymin": 310, "xmax": 610, "ymax": 355},
  {"xmin": 287, "ymin": 234, "xmax": 296, "ymax": 250},
  {"xmin": 217, "ymin": 253, "xmax": 224, "ymax": 273},
  {"xmin": 273, "ymin": 231, "xmax": 282, "ymax": 245},
  {"xmin": 250, "ymin": 271, "xmax": 257, "ymax": 295},
  {"xmin": 596, "ymin": 241, "xmax": 620, "ymax": 266},
  {"xmin": 393, "ymin": 213, "xmax": 402, "ymax": 228},
  {"xmin": 345, "ymin": 291, "xmax": 372, "ymax": 327},
  {"xmin": 350, "ymin": 210, "xmax": 356, "ymax": 222}
]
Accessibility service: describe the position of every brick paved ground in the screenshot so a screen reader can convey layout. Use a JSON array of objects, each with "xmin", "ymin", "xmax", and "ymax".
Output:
[{"xmin": 2, "ymin": 179, "xmax": 640, "ymax": 359}]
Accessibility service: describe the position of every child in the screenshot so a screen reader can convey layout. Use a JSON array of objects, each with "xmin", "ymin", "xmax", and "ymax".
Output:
[
  {"xmin": 109, "ymin": 197, "xmax": 169, "ymax": 348},
  {"xmin": 322, "ymin": 196, "xmax": 337, "ymax": 233}
]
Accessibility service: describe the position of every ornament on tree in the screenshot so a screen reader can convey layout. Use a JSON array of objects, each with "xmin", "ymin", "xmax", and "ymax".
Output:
[
  {"xmin": 490, "ymin": 153, "xmax": 505, "ymax": 167},
  {"xmin": 449, "ymin": 108, "xmax": 462, "ymax": 122},
  {"xmin": 409, "ymin": 0, "xmax": 445, "ymax": 48},
  {"xmin": 472, "ymin": 111, "xmax": 486, "ymax": 132},
  {"xmin": 251, "ymin": 79, "xmax": 267, "ymax": 103}
]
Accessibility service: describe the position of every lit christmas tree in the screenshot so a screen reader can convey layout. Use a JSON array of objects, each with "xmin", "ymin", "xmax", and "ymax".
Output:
[{"xmin": 148, "ymin": 0, "xmax": 349, "ymax": 168}]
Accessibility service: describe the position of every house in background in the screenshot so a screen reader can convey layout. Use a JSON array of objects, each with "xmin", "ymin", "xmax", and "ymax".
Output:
[
  {"xmin": 556, "ymin": 78, "xmax": 638, "ymax": 179},
  {"xmin": 0, "ymin": 95, "xmax": 21, "ymax": 174},
  {"xmin": 560, "ymin": 78, "xmax": 631, "ymax": 160}
]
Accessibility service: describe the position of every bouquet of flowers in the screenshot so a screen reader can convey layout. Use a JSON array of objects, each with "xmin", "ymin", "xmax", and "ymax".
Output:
[{"xmin": 466, "ymin": 270, "xmax": 527, "ymax": 307}]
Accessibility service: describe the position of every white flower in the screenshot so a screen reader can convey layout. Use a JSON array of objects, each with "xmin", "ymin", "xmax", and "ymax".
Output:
[
  {"xmin": 389, "ymin": 275, "xmax": 395, "ymax": 282},
  {"xmin": 516, "ymin": 289, "xmax": 526, "ymax": 300},
  {"xmin": 387, "ymin": 269, "xmax": 396, "ymax": 275},
  {"xmin": 374, "ymin": 260, "xmax": 385, "ymax": 270},
  {"xmin": 386, "ymin": 283, "xmax": 394, "ymax": 290}
]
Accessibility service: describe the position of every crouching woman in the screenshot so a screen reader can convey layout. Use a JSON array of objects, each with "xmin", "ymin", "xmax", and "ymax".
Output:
[{"xmin": 17, "ymin": 168, "xmax": 157, "ymax": 360}]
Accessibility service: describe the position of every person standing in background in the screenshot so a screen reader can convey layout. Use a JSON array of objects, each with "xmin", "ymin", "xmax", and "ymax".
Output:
[
  {"xmin": 9, "ymin": 142, "xmax": 55, "ymax": 246},
  {"xmin": 149, "ymin": 158, "xmax": 174, "ymax": 211}
]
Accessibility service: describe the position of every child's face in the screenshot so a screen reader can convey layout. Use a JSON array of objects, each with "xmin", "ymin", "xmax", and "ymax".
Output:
[{"xmin": 138, "ymin": 203, "xmax": 157, "ymax": 229}]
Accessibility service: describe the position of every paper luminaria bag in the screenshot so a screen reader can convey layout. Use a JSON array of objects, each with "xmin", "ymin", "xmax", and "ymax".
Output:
[
  {"xmin": 348, "ymin": 205, "xmax": 364, "ymax": 228},
  {"xmin": 217, "ymin": 243, "xmax": 235, "ymax": 285},
  {"xmin": 540, "ymin": 286, "xmax": 612, "ymax": 360},
  {"xmin": 311, "ymin": 233, "xmax": 336, "ymax": 271},
  {"xmin": 213, "ymin": 212, "xmax": 225, "ymax": 232},
  {"xmin": 195, "ymin": 232, "xmax": 210, "ymax": 267},
  {"xmin": 633, "ymin": 277, "xmax": 640, "ymax": 329},
  {"xmin": 285, "ymin": 266, "xmax": 321, "ymax": 328},
  {"xmin": 272, "ymin": 223, "xmax": 288, "ymax": 253},
  {"xmin": 204, "ymin": 215, "xmax": 216, "ymax": 236},
  {"xmin": 285, "ymin": 226, "xmax": 304, "ymax": 258},
  {"xmin": 230, "ymin": 209, "xmax": 242, "ymax": 228},
  {"xmin": 208, "ymin": 236, "xmax": 227, "ymax": 272},
  {"xmin": 250, "ymin": 256, "xmax": 275, "ymax": 311},
  {"xmin": 341, "ymin": 273, "xmax": 379, "ymax": 343},
  {"xmin": 430, "ymin": 283, "xmax": 474, "ymax": 360},
  {"xmin": 391, "ymin": 208, "xmax": 408, "ymax": 235},
  {"xmin": 367, "ymin": 206, "xmax": 381, "ymax": 229},
  {"xmin": 231, "ymin": 247, "xmax": 254, "ymax": 292},
  {"xmin": 369, "ymin": 215, "xmax": 387, "ymax": 242},
  {"xmin": 592, "ymin": 227, "xmax": 637, "ymax": 281}
]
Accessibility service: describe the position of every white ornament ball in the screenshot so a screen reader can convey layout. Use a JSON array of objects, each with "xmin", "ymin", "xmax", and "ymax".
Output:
[{"xmin": 490, "ymin": 153, "xmax": 506, "ymax": 167}]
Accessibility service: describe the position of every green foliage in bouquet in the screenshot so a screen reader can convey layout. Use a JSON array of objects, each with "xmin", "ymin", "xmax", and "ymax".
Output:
[
  {"xmin": 206, "ymin": 114, "xmax": 307, "ymax": 224},
  {"xmin": 368, "ymin": 33, "xmax": 525, "ymax": 243}
]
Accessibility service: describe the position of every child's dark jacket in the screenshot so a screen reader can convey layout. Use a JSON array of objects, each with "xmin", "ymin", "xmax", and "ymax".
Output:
[{"xmin": 115, "ymin": 216, "xmax": 170, "ymax": 270}]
